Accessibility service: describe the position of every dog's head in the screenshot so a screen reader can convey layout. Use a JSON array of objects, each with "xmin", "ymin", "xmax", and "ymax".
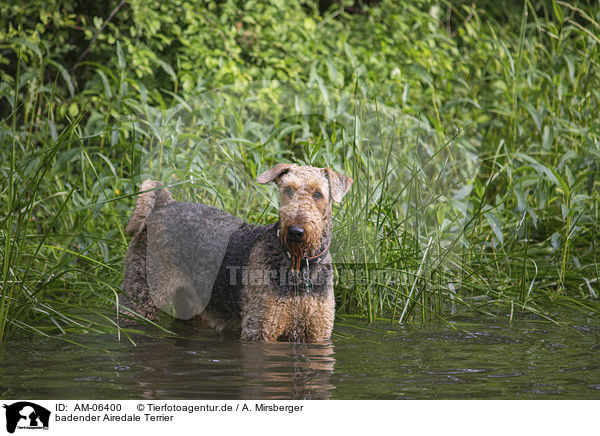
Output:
[{"xmin": 257, "ymin": 163, "xmax": 353, "ymax": 258}]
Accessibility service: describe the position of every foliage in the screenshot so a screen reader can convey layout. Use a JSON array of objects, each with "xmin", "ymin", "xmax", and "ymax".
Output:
[{"xmin": 1, "ymin": 0, "xmax": 600, "ymax": 343}]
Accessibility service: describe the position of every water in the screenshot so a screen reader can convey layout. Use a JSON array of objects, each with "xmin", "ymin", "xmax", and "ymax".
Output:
[{"xmin": 1, "ymin": 315, "xmax": 599, "ymax": 399}]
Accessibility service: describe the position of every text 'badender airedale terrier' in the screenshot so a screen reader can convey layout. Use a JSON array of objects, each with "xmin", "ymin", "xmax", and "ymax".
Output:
[{"xmin": 120, "ymin": 164, "xmax": 353, "ymax": 342}]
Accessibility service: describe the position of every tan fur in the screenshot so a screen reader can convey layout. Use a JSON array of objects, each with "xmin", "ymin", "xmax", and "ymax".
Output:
[
  {"xmin": 126, "ymin": 180, "xmax": 173, "ymax": 237},
  {"xmin": 241, "ymin": 164, "xmax": 351, "ymax": 342},
  {"xmin": 241, "ymin": 242, "xmax": 335, "ymax": 342},
  {"xmin": 326, "ymin": 168, "xmax": 353, "ymax": 203},
  {"xmin": 196, "ymin": 310, "xmax": 241, "ymax": 333},
  {"xmin": 277, "ymin": 168, "xmax": 331, "ymax": 254},
  {"xmin": 255, "ymin": 163, "xmax": 293, "ymax": 184}
]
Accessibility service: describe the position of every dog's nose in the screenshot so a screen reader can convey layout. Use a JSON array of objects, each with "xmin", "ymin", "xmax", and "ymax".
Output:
[{"xmin": 287, "ymin": 226, "xmax": 305, "ymax": 241}]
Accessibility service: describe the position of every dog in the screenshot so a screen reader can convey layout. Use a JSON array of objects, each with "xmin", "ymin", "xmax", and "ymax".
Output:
[{"xmin": 120, "ymin": 163, "xmax": 353, "ymax": 342}]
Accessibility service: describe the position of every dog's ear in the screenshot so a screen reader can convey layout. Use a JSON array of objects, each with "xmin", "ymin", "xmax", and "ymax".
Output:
[
  {"xmin": 256, "ymin": 163, "xmax": 293, "ymax": 185},
  {"xmin": 326, "ymin": 168, "xmax": 353, "ymax": 203}
]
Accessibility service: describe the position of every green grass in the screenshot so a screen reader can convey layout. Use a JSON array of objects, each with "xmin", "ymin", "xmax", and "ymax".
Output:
[{"xmin": 1, "ymin": 0, "xmax": 600, "ymax": 344}]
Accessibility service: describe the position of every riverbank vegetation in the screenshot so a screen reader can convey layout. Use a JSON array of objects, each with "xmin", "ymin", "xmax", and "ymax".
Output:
[{"xmin": 1, "ymin": 0, "xmax": 599, "ymax": 343}]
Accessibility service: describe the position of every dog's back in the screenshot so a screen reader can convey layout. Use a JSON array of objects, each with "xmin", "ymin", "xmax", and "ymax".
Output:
[{"xmin": 121, "ymin": 180, "xmax": 263, "ymax": 330}]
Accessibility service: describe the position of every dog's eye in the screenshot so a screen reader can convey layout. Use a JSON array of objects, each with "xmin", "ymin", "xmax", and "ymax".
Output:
[
  {"xmin": 284, "ymin": 187, "xmax": 294, "ymax": 197},
  {"xmin": 313, "ymin": 191, "xmax": 323, "ymax": 201}
]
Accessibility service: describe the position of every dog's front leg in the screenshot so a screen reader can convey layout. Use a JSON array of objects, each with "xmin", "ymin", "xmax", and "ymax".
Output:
[
  {"xmin": 301, "ymin": 292, "xmax": 335, "ymax": 342},
  {"xmin": 241, "ymin": 290, "xmax": 297, "ymax": 342}
]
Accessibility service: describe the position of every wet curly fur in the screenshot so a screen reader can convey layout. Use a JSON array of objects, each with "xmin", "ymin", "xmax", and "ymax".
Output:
[{"xmin": 120, "ymin": 164, "xmax": 353, "ymax": 342}]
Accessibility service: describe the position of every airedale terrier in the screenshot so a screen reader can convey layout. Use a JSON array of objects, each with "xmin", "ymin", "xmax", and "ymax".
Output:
[{"xmin": 120, "ymin": 163, "xmax": 353, "ymax": 342}]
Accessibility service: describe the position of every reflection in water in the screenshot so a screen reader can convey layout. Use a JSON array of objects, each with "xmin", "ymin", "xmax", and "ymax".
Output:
[
  {"xmin": 123, "ymin": 324, "xmax": 335, "ymax": 399},
  {"xmin": 239, "ymin": 341, "xmax": 335, "ymax": 399}
]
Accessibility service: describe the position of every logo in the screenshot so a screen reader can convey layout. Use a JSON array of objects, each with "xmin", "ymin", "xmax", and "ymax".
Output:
[{"xmin": 2, "ymin": 402, "xmax": 50, "ymax": 434}]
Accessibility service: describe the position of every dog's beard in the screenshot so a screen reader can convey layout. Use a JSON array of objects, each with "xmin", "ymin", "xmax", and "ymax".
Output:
[{"xmin": 288, "ymin": 243, "xmax": 305, "ymax": 273}]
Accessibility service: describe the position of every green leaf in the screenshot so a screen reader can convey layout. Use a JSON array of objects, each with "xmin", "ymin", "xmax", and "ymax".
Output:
[
  {"xmin": 552, "ymin": 0, "xmax": 564, "ymax": 23},
  {"xmin": 46, "ymin": 59, "xmax": 75, "ymax": 97},
  {"xmin": 525, "ymin": 102, "xmax": 542, "ymax": 132},
  {"xmin": 485, "ymin": 211, "xmax": 504, "ymax": 245},
  {"xmin": 116, "ymin": 41, "xmax": 125, "ymax": 70}
]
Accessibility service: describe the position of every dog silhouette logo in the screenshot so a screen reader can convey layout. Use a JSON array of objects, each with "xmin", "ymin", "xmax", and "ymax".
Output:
[{"xmin": 2, "ymin": 402, "xmax": 50, "ymax": 433}]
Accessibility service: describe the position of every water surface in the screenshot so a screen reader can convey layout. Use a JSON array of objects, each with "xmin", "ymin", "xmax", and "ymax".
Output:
[{"xmin": 2, "ymin": 315, "xmax": 599, "ymax": 399}]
